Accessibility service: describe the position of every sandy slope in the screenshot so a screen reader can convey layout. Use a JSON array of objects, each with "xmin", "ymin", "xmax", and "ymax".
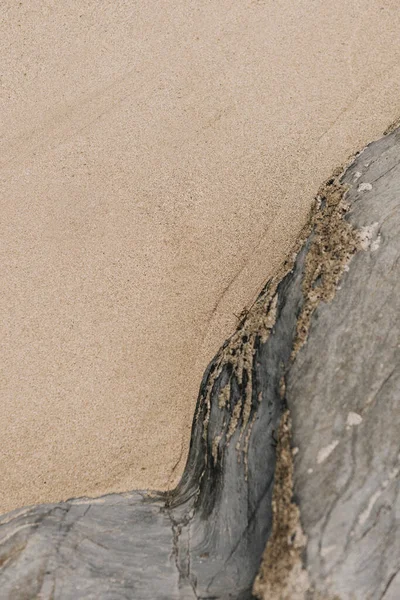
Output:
[{"xmin": 1, "ymin": 0, "xmax": 400, "ymax": 514}]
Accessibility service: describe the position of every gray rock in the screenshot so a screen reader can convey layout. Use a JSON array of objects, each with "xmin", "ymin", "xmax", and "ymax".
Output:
[
  {"xmin": 0, "ymin": 129, "xmax": 399, "ymax": 599},
  {"xmin": 287, "ymin": 129, "xmax": 400, "ymax": 600}
]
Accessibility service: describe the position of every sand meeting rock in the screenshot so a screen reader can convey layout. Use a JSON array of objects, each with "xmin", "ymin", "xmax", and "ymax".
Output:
[
  {"xmin": 0, "ymin": 127, "xmax": 398, "ymax": 600},
  {"xmin": 1, "ymin": 1, "xmax": 400, "ymax": 513}
]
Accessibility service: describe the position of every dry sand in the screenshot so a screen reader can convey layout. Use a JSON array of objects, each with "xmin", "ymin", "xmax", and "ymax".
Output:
[{"xmin": 1, "ymin": 0, "xmax": 400, "ymax": 515}]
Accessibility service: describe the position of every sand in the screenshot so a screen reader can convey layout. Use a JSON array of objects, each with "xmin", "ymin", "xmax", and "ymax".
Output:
[{"xmin": 1, "ymin": 0, "xmax": 400, "ymax": 515}]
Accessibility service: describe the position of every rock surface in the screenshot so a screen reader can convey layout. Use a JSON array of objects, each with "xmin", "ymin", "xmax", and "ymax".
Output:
[
  {"xmin": 287, "ymin": 129, "xmax": 400, "ymax": 600},
  {"xmin": 0, "ymin": 129, "xmax": 399, "ymax": 599}
]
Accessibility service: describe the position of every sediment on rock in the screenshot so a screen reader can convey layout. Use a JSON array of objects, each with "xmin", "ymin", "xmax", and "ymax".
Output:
[
  {"xmin": 253, "ymin": 166, "xmax": 362, "ymax": 600},
  {"xmin": 252, "ymin": 410, "xmax": 309, "ymax": 600},
  {"xmin": 291, "ymin": 173, "xmax": 360, "ymax": 357}
]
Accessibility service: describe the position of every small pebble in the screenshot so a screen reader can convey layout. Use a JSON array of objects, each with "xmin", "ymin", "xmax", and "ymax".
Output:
[{"xmin": 358, "ymin": 182, "xmax": 372, "ymax": 192}]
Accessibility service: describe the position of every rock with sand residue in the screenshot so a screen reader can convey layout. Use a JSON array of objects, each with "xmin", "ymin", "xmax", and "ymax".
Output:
[{"xmin": 254, "ymin": 127, "xmax": 400, "ymax": 599}]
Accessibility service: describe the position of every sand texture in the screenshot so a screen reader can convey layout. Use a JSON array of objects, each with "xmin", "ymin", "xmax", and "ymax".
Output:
[{"xmin": 1, "ymin": 0, "xmax": 400, "ymax": 514}]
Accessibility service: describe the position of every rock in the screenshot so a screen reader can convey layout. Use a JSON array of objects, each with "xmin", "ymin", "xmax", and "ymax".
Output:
[
  {"xmin": 254, "ymin": 128, "xmax": 400, "ymax": 600},
  {"xmin": 287, "ymin": 129, "xmax": 400, "ymax": 600}
]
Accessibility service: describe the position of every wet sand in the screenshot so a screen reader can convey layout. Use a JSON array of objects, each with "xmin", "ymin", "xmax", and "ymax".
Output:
[{"xmin": 1, "ymin": 0, "xmax": 400, "ymax": 515}]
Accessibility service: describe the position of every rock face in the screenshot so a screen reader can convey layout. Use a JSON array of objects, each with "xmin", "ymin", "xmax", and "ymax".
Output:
[
  {"xmin": 0, "ymin": 128, "xmax": 399, "ymax": 599},
  {"xmin": 285, "ymin": 130, "xmax": 400, "ymax": 600},
  {"xmin": 254, "ymin": 127, "xmax": 400, "ymax": 600}
]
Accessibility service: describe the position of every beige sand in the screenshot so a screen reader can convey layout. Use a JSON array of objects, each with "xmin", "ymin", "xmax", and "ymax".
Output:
[{"xmin": 1, "ymin": 1, "xmax": 400, "ymax": 515}]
